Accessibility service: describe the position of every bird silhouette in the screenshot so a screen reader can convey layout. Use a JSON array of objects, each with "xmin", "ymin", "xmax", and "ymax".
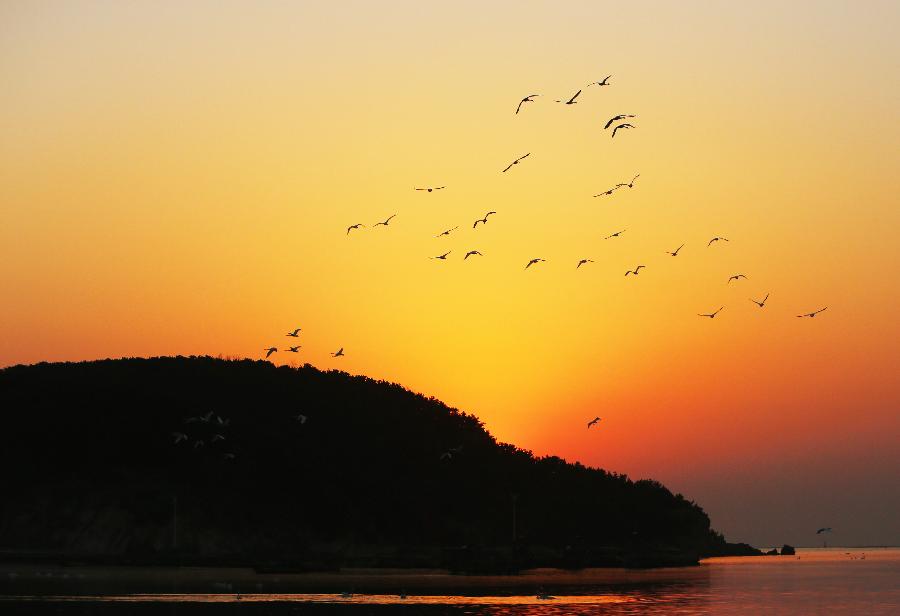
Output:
[
  {"xmin": 331, "ymin": 347, "xmax": 345, "ymax": 357},
  {"xmin": 193, "ymin": 440, "xmax": 205, "ymax": 449},
  {"xmin": 816, "ymin": 527, "xmax": 833, "ymax": 534},
  {"xmin": 577, "ymin": 259, "xmax": 594, "ymax": 269},
  {"xmin": 502, "ymin": 153, "xmax": 530, "ymax": 172},
  {"xmin": 728, "ymin": 274, "xmax": 748, "ymax": 283},
  {"xmin": 587, "ymin": 416, "xmax": 602, "ymax": 428},
  {"xmin": 432, "ymin": 251, "xmax": 451, "ymax": 260},
  {"xmin": 464, "ymin": 250, "xmax": 483, "ymax": 260},
  {"xmin": 625, "ymin": 265, "xmax": 646, "ymax": 276},
  {"xmin": 593, "ymin": 187, "xmax": 619, "ymax": 197},
  {"xmin": 286, "ymin": 346, "xmax": 301, "ymax": 353},
  {"xmin": 436, "ymin": 226, "xmax": 459, "ymax": 238},
  {"xmin": 286, "ymin": 328, "xmax": 301, "ymax": 337},
  {"xmin": 415, "ymin": 186, "xmax": 445, "ymax": 192},
  {"xmin": 698, "ymin": 307, "xmax": 724, "ymax": 319},
  {"xmin": 211, "ymin": 434, "xmax": 225, "ymax": 443},
  {"xmin": 555, "ymin": 89, "xmax": 581, "ymax": 104},
  {"xmin": 473, "ymin": 211, "xmax": 497, "ymax": 228},
  {"xmin": 708, "ymin": 236, "xmax": 729, "ymax": 246},
  {"xmin": 617, "ymin": 174, "xmax": 640, "ymax": 188},
  {"xmin": 611, "ymin": 123, "xmax": 635, "ymax": 138},
  {"xmin": 589, "ymin": 75, "xmax": 611, "ymax": 87},
  {"xmin": 604, "ymin": 114, "xmax": 635, "ymax": 129},
  {"xmin": 374, "ymin": 214, "xmax": 397, "ymax": 227},
  {"xmin": 750, "ymin": 293, "xmax": 769, "ymax": 308},
  {"xmin": 797, "ymin": 307, "xmax": 827, "ymax": 318},
  {"xmin": 264, "ymin": 347, "xmax": 278, "ymax": 358},
  {"xmin": 604, "ymin": 230, "xmax": 626, "ymax": 239},
  {"xmin": 172, "ymin": 432, "xmax": 188, "ymax": 444},
  {"xmin": 516, "ymin": 94, "xmax": 539, "ymax": 114},
  {"xmin": 346, "ymin": 223, "xmax": 365, "ymax": 235},
  {"xmin": 525, "ymin": 258, "xmax": 546, "ymax": 269},
  {"xmin": 666, "ymin": 244, "xmax": 684, "ymax": 256}
]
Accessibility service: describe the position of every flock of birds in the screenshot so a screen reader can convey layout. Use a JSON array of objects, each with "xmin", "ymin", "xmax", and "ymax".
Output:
[{"xmin": 269, "ymin": 74, "xmax": 827, "ymax": 432}]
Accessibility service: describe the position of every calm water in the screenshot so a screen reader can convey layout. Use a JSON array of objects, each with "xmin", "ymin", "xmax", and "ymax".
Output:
[{"xmin": 1, "ymin": 548, "xmax": 898, "ymax": 614}]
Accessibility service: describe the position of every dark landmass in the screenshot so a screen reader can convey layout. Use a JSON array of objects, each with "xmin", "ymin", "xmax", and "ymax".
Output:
[{"xmin": 0, "ymin": 356, "xmax": 760, "ymax": 572}]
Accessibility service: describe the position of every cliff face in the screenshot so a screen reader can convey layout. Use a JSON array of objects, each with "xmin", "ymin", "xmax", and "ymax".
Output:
[{"xmin": 0, "ymin": 356, "xmax": 732, "ymax": 567}]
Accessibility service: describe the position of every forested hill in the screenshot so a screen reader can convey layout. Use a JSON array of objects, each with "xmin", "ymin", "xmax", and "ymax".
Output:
[{"xmin": 0, "ymin": 356, "xmax": 750, "ymax": 570}]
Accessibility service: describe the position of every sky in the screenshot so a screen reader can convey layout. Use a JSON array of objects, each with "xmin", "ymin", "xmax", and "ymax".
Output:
[{"xmin": 1, "ymin": 1, "xmax": 898, "ymax": 547}]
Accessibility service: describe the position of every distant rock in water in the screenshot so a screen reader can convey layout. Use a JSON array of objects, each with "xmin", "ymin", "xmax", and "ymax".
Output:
[
  {"xmin": 781, "ymin": 544, "xmax": 796, "ymax": 556},
  {"xmin": 0, "ymin": 356, "xmax": 754, "ymax": 570},
  {"xmin": 765, "ymin": 548, "xmax": 779, "ymax": 556}
]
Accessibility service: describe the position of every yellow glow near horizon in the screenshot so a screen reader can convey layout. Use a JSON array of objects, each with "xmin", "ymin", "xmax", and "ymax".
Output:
[{"xmin": 2, "ymin": 1, "xmax": 899, "ymax": 543}]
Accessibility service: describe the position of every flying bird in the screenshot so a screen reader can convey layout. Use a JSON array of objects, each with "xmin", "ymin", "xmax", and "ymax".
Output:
[
  {"xmin": 604, "ymin": 230, "xmax": 626, "ymax": 239},
  {"xmin": 415, "ymin": 186, "xmax": 445, "ymax": 192},
  {"xmin": 264, "ymin": 347, "xmax": 278, "ymax": 358},
  {"xmin": 374, "ymin": 214, "xmax": 397, "ymax": 227},
  {"xmin": 436, "ymin": 226, "xmax": 459, "ymax": 238},
  {"xmin": 816, "ymin": 527, "xmax": 833, "ymax": 534},
  {"xmin": 593, "ymin": 187, "xmax": 619, "ymax": 197},
  {"xmin": 589, "ymin": 75, "xmax": 611, "ymax": 87},
  {"xmin": 728, "ymin": 274, "xmax": 748, "ymax": 283},
  {"xmin": 332, "ymin": 347, "xmax": 345, "ymax": 357},
  {"xmin": 211, "ymin": 434, "xmax": 225, "ymax": 443},
  {"xmin": 464, "ymin": 250, "xmax": 483, "ymax": 260},
  {"xmin": 172, "ymin": 432, "xmax": 188, "ymax": 444},
  {"xmin": 617, "ymin": 174, "xmax": 640, "ymax": 189},
  {"xmin": 698, "ymin": 307, "xmax": 724, "ymax": 319},
  {"xmin": 473, "ymin": 211, "xmax": 497, "ymax": 227},
  {"xmin": 223, "ymin": 453, "xmax": 236, "ymax": 461},
  {"xmin": 432, "ymin": 251, "xmax": 451, "ymax": 260},
  {"xmin": 286, "ymin": 328, "xmax": 301, "ymax": 337},
  {"xmin": 625, "ymin": 265, "xmax": 646, "ymax": 276},
  {"xmin": 525, "ymin": 258, "xmax": 546, "ymax": 269},
  {"xmin": 216, "ymin": 416, "xmax": 230, "ymax": 427},
  {"xmin": 577, "ymin": 259, "xmax": 594, "ymax": 269},
  {"xmin": 587, "ymin": 416, "xmax": 602, "ymax": 428},
  {"xmin": 346, "ymin": 223, "xmax": 365, "ymax": 235},
  {"xmin": 604, "ymin": 114, "xmax": 635, "ymax": 129},
  {"xmin": 797, "ymin": 307, "xmax": 827, "ymax": 318},
  {"xmin": 193, "ymin": 440, "xmax": 205, "ymax": 449},
  {"xmin": 555, "ymin": 89, "xmax": 581, "ymax": 104},
  {"xmin": 286, "ymin": 346, "xmax": 301, "ymax": 353},
  {"xmin": 666, "ymin": 244, "xmax": 684, "ymax": 256},
  {"xmin": 611, "ymin": 123, "xmax": 635, "ymax": 138},
  {"xmin": 502, "ymin": 152, "xmax": 530, "ymax": 173},
  {"xmin": 750, "ymin": 293, "xmax": 770, "ymax": 308},
  {"xmin": 708, "ymin": 236, "xmax": 730, "ymax": 246},
  {"xmin": 515, "ymin": 94, "xmax": 539, "ymax": 114},
  {"xmin": 294, "ymin": 413, "xmax": 308, "ymax": 424}
]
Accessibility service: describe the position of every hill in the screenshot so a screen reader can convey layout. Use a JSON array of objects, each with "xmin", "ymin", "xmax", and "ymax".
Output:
[{"xmin": 0, "ymin": 356, "xmax": 754, "ymax": 571}]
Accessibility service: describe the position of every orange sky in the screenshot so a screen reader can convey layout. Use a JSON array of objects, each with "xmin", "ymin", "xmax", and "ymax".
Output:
[{"xmin": 2, "ymin": 1, "xmax": 898, "ymax": 546}]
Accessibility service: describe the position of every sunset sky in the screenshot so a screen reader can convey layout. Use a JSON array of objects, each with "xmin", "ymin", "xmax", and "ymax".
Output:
[{"xmin": 2, "ymin": 1, "xmax": 898, "ymax": 547}]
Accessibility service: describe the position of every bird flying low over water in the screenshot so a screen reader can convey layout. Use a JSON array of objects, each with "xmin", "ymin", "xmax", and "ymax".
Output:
[
  {"xmin": 473, "ymin": 211, "xmax": 497, "ymax": 227},
  {"xmin": 516, "ymin": 94, "xmax": 539, "ymax": 114},
  {"xmin": 436, "ymin": 226, "xmax": 459, "ymax": 238},
  {"xmin": 264, "ymin": 347, "xmax": 278, "ymax": 358},
  {"xmin": 331, "ymin": 347, "xmax": 345, "ymax": 357},
  {"xmin": 286, "ymin": 346, "xmax": 301, "ymax": 353},
  {"xmin": 587, "ymin": 416, "xmax": 602, "ymax": 428},
  {"xmin": 708, "ymin": 236, "xmax": 729, "ymax": 246},
  {"xmin": 555, "ymin": 89, "xmax": 581, "ymax": 104},
  {"xmin": 797, "ymin": 307, "xmax": 827, "ymax": 318},
  {"xmin": 625, "ymin": 265, "xmax": 646, "ymax": 276},
  {"xmin": 432, "ymin": 251, "xmax": 451, "ymax": 260},
  {"xmin": 728, "ymin": 274, "xmax": 748, "ymax": 283},
  {"xmin": 604, "ymin": 230, "xmax": 626, "ymax": 239},
  {"xmin": 416, "ymin": 186, "xmax": 445, "ymax": 192},
  {"xmin": 666, "ymin": 244, "xmax": 684, "ymax": 256},
  {"xmin": 525, "ymin": 258, "xmax": 546, "ymax": 269},
  {"xmin": 374, "ymin": 214, "xmax": 397, "ymax": 227},
  {"xmin": 698, "ymin": 307, "xmax": 724, "ymax": 319},
  {"xmin": 464, "ymin": 250, "xmax": 483, "ymax": 260},
  {"xmin": 589, "ymin": 75, "xmax": 611, "ymax": 87},
  {"xmin": 346, "ymin": 223, "xmax": 365, "ymax": 235},
  {"xmin": 502, "ymin": 153, "xmax": 530, "ymax": 172},
  {"xmin": 577, "ymin": 259, "xmax": 594, "ymax": 269},
  {"xmin": 286, "ymin": 328, "xmax": 301, "ymax": 337},
  {"xmin": 605, "ymin": 114, "xmax": 635, "ymax": 129},
  {"xmin": 750, "ymin": 293, "xmax": 769, "ymax": 308},
  {"xmin": 611, "ymin": 123, "xmax": 635, "ymax": 138}
]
